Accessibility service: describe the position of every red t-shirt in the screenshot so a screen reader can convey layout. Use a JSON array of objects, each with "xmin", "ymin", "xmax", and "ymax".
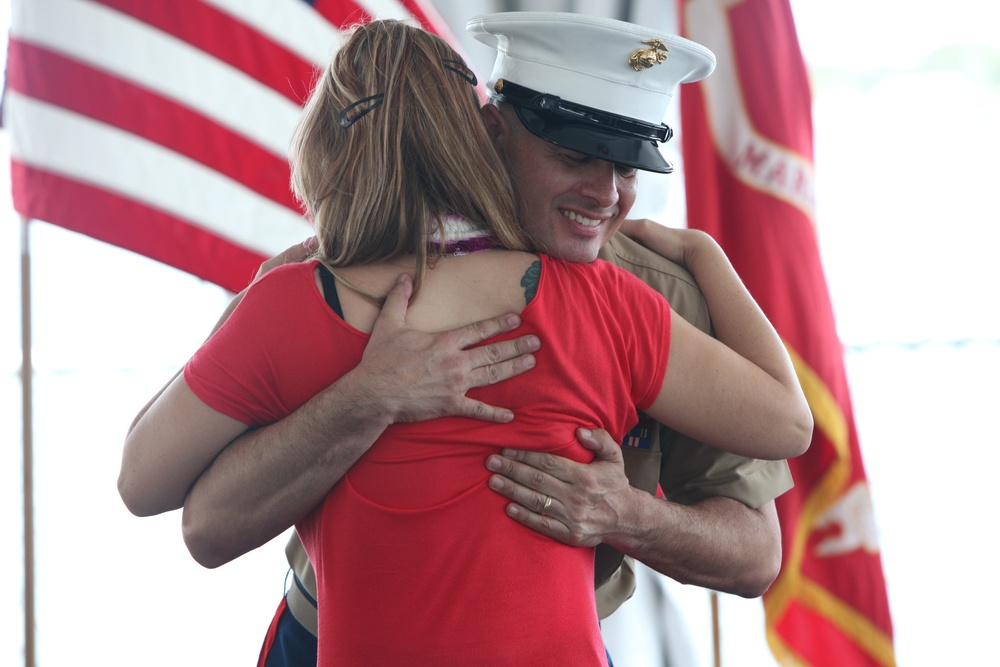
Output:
[{"xmin": 186, "ymin": 254, "xmax": 671, "ymax": 666}]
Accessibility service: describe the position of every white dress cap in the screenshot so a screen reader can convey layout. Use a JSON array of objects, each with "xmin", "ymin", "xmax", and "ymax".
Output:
[{"xmin": 467, "ymin": 11, "xmax": 716, "ymax": 126}]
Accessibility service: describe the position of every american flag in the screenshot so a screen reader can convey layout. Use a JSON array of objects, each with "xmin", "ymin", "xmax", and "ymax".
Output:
[{"xmin": 6, "ymin": 0, "xmax": 455, "ymax": 292}]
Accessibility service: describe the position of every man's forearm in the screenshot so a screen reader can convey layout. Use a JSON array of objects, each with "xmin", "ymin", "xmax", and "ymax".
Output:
[
  {"xmin": 181, "ymin": 366, "xmax": 391, "ymax": 568},
  {"xmin": 487, "ymin": 431, "xmax": 783, "ymax": 597},
  {"xmin": 609, "ymin": 494, "xmax": 781, "ymax": 598}
]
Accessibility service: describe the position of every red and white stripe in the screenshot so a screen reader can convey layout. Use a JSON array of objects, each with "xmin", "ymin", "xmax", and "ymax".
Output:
[{"xmin": 7, "ymin": 0, "xmax": 452, "ymax": 292}]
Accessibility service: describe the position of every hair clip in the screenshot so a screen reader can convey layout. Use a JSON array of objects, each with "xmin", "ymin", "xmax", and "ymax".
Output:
[
  {"xmin": 442, "ymin": 59, "xmax": 477, "ymax": 86},
  {"xmin": 338, "ymin": 93, "xmax": 385, "ymax": 128}
]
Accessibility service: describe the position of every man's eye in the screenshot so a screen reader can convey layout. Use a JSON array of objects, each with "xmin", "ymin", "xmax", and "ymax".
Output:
[
  {"xmin": 616, "ymin": 166, "xmax": 638, "ymax": 178},
  {"xmin": 561, "ymin": 154, "xmax": 588, "ymax": 165}
]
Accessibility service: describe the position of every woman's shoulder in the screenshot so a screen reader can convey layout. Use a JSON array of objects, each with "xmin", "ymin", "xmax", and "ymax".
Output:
[
  {"xmin": 542, "ymin": 255, "xmax": 667, "ymax": 308},
  {"xmin": 238, "ymin": 259, "xmax": 323, "ymax": 313},
  {"xmin": 247, "ymin": 259, "xmax": 319, "ymax": 290},
  {"xmin": 460, "ymin": 249, "xmax": 541, "ymax": 284},
  {"xmin": 543, "ymin": 254, "xmax": 637, "ymax": 282}
]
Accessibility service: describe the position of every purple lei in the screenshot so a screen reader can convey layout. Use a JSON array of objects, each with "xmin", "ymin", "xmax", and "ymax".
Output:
[
  {"xmin": 430, "ymin": 215, "xmax": 501, "ymax": 255},
  {"xmin": 440, "ymin": 235, "xmax": 501, "ymax": 255}
]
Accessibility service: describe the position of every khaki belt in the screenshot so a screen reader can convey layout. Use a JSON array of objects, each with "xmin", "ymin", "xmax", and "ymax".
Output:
[{"xmin": 285, "ymin": 574, "xmax": 318, "ymax": 637}]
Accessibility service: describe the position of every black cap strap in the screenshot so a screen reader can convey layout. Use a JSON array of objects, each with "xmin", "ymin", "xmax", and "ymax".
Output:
[{"xmin": 493, "ymin": 79, "xmax": 673, "ymax": 145}]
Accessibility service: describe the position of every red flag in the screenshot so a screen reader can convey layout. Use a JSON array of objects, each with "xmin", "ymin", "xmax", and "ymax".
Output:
[
  {"xmin": 5, "ymin": 0, "xmax": 453, "ymax": 293},
  {"xmin": 680, "ymin": 1, "xmax": 895, "ymax": 665}
]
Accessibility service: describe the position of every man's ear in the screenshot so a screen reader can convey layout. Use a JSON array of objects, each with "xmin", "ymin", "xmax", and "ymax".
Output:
[{"xmin": 479, "ymin": 102, "xmax": 506, "ymax": 140}]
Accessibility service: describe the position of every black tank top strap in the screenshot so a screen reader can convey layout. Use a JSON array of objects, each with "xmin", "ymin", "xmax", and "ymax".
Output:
[{"xmin": 318, "ymin": 263, "xmax": 344, "ymax": 319}]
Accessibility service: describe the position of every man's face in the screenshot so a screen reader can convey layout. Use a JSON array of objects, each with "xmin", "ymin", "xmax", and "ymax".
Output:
[{"xmin": 488, "ymin": 105, "xmax": 639, "ymax": 264}]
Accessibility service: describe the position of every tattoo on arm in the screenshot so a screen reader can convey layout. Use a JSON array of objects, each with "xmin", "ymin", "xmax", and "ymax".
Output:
[{"xmin": 521, "ymin": 260, "xmax": 541, "ymax": 304}]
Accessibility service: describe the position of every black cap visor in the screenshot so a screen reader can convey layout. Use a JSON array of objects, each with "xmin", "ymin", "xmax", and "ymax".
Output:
[{"xmin": 496, "ymin": 80, "xmax": 674, "ymax": 174}]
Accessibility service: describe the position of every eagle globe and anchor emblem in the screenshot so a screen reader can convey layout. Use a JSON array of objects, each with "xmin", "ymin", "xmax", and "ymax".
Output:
[{"xmin": 628, "ymin": 38, "xmax": 669, "ymax": 71}]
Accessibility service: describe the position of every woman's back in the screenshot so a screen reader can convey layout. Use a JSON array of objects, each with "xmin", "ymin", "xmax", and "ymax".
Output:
[
  {"xmin": 321, "ymin": 251, "xmax": 670, "ymax": 500},
  {"xmin": 332, "ymin": 249, "xmax": 538, "ymax": 334},
  {"xmin": 185, "ymin": 252, "xmax": 672, "ymax": 666},
  {"xmin": 315, "ymin": 251, "xmax": 671, "ymax": 472}
]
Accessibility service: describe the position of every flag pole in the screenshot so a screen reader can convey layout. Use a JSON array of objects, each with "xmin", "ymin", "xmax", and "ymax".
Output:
[
  {"xmin": 711, "ymin": 591, "xmax": 721, "ymax": 667},
  {"xmin": 20, "ymin": 215, "xmax": 36, "ymax": 667}
]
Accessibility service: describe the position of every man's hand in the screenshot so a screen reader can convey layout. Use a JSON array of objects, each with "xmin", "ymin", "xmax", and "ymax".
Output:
[
  {"xmin": 353, "ymin": 274, "xmax": 541, "ymax": 425},
  {"xmin": 484, "ymin": 428, "xmax": 635, "ymax": 546},
  {"xmin": 484, "ymin": 427, "xmax": 784, "ymax": 597},
  {"xmin": 180, "ymin": 270, "xmax": 540, "ymax": 566}
]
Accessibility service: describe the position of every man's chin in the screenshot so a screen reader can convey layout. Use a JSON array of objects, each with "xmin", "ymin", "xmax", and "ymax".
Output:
[
  {"xmin": 528, "ymin": 230, "xmax": 604, "ymax": 264},
  {"xmin": 549, "ymin": 246, "xmax": 602, "ymax": 264}
]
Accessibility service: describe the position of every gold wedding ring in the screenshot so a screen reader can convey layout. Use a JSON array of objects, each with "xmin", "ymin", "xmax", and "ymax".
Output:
[{"xmin": 541, "ymin": 495, "xmax": 552, "ymax": 516}]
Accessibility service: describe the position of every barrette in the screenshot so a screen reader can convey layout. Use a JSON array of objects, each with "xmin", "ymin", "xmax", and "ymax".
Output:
[
  {"xmin": 338, "ymin": 93, "xmax": 385, "ymax": 128},
  {"xmin": 442, "ymin": 59, "xmax": 477, "ymax": 86}
]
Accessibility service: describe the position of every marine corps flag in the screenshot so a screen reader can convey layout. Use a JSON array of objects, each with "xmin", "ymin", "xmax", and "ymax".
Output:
[
  {"xmin": 6, "ymin": 0, "xmax": 456, "ymax": 293},
  {"xmin": 679, "ymin": 1, "xmax": 895, "ymax": 665}
]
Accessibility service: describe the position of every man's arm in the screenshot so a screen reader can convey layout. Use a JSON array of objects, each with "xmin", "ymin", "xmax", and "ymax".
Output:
[
  {"xmin": 119, "ymin": 243, "xmax": 540, "ymax": 550},
  {"xmin": 484, "ymin": 221, "xmax": 790, "ymax": 598},
  {"xmin": 486, "ymin": 429, "xmax": 781, "ymax": 597},
  {"xmin": 177, "ymin": 272, "xmax": 540, "ymax": 568}
]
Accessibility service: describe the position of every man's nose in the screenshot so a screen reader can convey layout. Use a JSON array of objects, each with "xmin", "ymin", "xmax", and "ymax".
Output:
[{"xmin": 577, "ymin": 161, "xmax": 620, "ymax": 208}]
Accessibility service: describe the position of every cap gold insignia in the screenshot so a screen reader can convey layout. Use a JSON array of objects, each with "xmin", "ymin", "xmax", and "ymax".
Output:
[{"xmin": 628, "ymin": 39, "xmax": 669, "ymax": 71}]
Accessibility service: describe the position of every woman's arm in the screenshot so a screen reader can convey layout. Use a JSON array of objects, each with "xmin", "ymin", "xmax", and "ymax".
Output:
[
  {"xmin": 118, "ymin": 250, "xmax": 539, "ymax": 523},
  {"xmin": 118, "ymin": 242, "xmax": 314, "ymax": 515},
  {"xmin": 626, "ymin": 220, "xmax": 813, "ymax": 460},
  {"xmin": 124, "ymin": 240, "xmax": 315, "ymax": 440},
  {"xmin": 120, "ymin": 374, "xmax": 250, "ymax": 516}
]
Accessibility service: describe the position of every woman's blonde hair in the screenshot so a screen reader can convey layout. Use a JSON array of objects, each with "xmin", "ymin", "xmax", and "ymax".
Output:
[{"xmin": 290, "ymin": 20, "xmax": 528, "ymax": 298}]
